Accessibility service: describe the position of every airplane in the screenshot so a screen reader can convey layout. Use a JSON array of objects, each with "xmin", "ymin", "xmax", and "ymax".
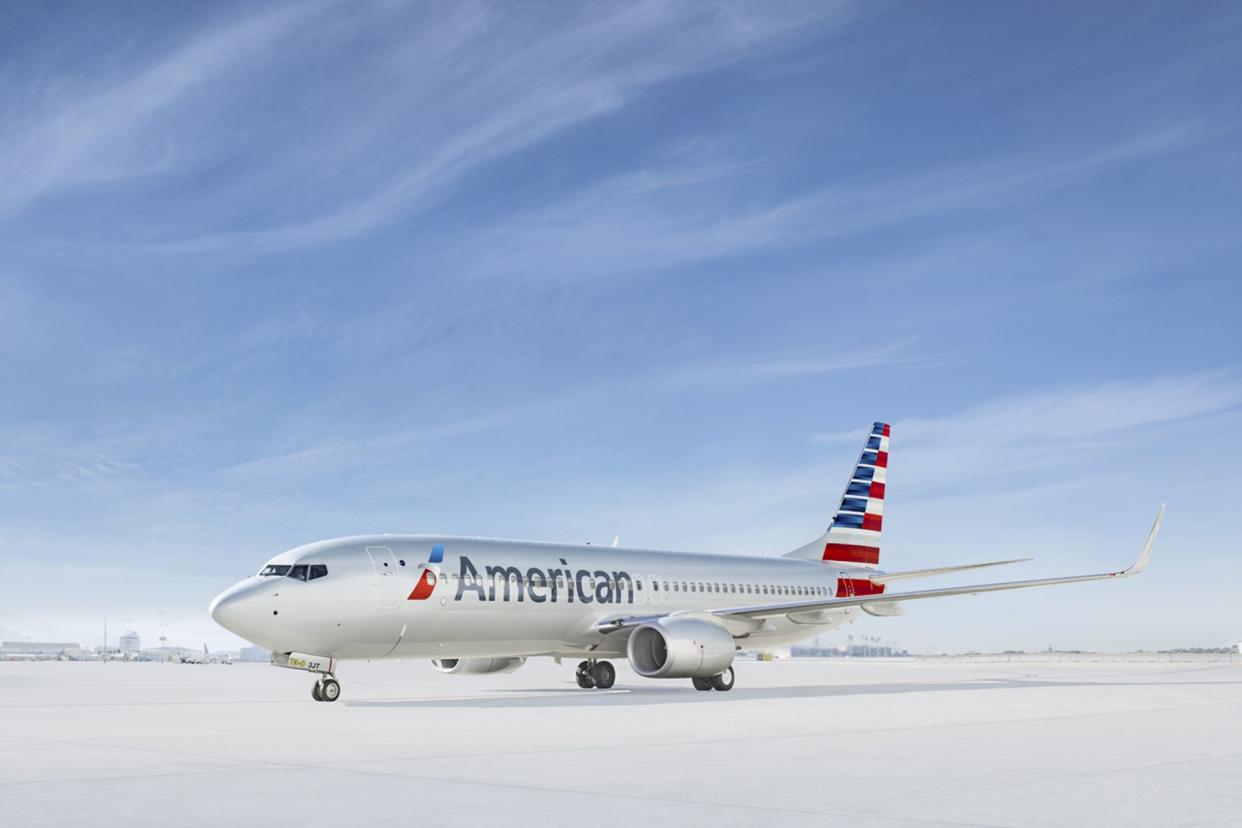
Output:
[
  {"xmin": 180, "ymin": 643, "xmax": 232, "ymax": 665},
  {"xmin": 209, "ymin": 422, "xmax": 1165, "ymax": 702}
]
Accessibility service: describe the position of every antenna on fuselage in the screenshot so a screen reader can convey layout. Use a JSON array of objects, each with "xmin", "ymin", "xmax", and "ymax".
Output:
[{"xmin": 612, "ymin": 536, "xmax": 620, "ymax": 548}]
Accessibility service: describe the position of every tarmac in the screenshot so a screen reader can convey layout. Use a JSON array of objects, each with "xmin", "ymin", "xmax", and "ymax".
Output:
[{"xmin": 1, "ymin": 657, "xmax": 1239, "ymax": 826}]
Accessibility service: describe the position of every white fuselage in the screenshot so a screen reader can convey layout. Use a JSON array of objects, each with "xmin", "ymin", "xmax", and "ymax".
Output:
[{"xmin": 210, "ymin": 535, "xmax": 865, "ymax": 660}]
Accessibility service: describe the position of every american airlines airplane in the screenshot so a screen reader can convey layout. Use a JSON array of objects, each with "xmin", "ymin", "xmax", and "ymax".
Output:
[{"xmin": 210, "ymin": 423, "xmax": 1165, "ymax": 702}]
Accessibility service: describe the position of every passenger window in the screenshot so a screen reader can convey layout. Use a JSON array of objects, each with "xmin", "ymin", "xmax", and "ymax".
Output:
[
  {"xmin": 636, "ymin": 580, "xmax": 643, "ymax": 591},
  {"xmin": 289, "ymin": 564, "xmax": 308, "ymax": 581},
  {"xmin": 690, "ymin": 583, "xmax": 696, "ymax": 593},
  {"xmin": 673, "ymin": 583, "xmax": 679, "ymax": 592},
  {"xmin": 308, "ymin": 564, "xmax": 328, "ymax": 580}
]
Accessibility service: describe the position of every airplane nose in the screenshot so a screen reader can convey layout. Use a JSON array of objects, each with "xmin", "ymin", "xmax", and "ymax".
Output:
[
  {"xmin": 209, "ymin": 590, "xmax": 234, "ymax": 628},
  {"xmin": 209, "ymin": 580, "xmax": 262, "ymax": 638}
]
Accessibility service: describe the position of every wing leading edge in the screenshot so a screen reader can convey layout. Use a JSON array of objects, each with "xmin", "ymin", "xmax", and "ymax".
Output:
[{"xmin": 868, "ymin": 557, "xmax": 1031, "ymax": 585}]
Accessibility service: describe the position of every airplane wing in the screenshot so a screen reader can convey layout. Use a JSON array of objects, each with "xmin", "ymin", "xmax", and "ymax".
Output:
[{"xmin": 594, "ymin": 505, "xmax": 1163, "ymax": 635}]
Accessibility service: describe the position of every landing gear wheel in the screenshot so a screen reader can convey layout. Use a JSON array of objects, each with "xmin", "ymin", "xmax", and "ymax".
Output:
[
  {"xmin": 575, "ymin": 661, "xmax": 596, "ymax": 689},
  {"xmin": 312, "ymin": 681, "xmax": 323, "ymax": 701},
  {"xmin": 691, "ymin": 676, "xmax": 713, "ymax": 691},
  {"xmin": 319, "ymin": 677, "xmax": 341, "ymax": 702},
  {"xmin": 591, "ymin": 660, "xmax": 616, "ymax": 690},
  {"xmin": 710, "ymin": 666, "xmax": 735, "ymax": 692}
]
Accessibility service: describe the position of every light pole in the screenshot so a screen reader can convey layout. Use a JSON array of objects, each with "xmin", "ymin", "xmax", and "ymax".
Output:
[{"xmin": 158, "ymin": 610, "xmax": 168, "ymax": 662}]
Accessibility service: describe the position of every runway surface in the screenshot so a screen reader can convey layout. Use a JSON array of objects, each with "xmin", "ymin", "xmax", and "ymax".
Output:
[{"xmin": 1, "ymin": 658, "xmax": 1238, "ymax": 827}]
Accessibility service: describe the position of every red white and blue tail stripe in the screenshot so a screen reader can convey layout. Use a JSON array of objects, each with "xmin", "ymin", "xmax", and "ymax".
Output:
[
  {"xmin": 784, "ymin": 422, "xmax": 889, "ymax": 567},
  {"xmin": 823, "ymin": 421, "xmax": 888, "ymax": 566}
]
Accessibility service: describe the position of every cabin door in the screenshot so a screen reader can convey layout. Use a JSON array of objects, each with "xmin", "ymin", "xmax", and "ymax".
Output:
[{"xmin": 365, "ymin": 546, "xmax": 401, "ymax": 609}]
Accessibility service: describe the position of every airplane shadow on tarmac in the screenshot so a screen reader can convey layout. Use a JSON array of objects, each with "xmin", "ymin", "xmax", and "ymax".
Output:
[{"xmin": 346, "ymin": 676, "xmax": 1239, "ymax": 709}]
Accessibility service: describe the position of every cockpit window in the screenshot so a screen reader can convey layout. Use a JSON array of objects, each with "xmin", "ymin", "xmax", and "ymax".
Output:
[
  {"xmin": 260, "ymin": 564, "xmax": 291, "ymax": 577},
  {"xmin": 289, "ymin": 564, "xmax": 308, "ymax": 581},
  {"xmin": 308, "ymin": 564, "xmax": 328, "ymax": 580}
]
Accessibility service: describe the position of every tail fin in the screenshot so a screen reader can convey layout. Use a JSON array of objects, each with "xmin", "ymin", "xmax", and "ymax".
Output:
[{"xmin": 785, "ymin": 421, "xmax": 889, "ymax": 567}]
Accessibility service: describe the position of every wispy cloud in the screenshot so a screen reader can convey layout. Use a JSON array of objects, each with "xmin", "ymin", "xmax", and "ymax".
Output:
[
  {"xmin": 894, "ymin": 373, "xmax": 1242, "ymax": 493},
  {"xmin": 667, "ymin": 339, "xmax": 930, "ymax": 385},
  {"xmin": 134, "ymin": 1, "xmax": 855, "ymax": 253},
  {"xmin": 450, "ymin": 124, "xmax": 1204, "ymax": 285},
  {"xmin": 0, "ymin": 3, "xmax": 322, "ymax": 218}
]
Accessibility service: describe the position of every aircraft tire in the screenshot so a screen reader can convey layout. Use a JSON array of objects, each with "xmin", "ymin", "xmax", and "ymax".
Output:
[
  {"xmin": 591, "ymin": 661, "xmax": 616, "ymax": 689},
  {"xmin": 312, "ymin": 681, "xmax": 323, "ymax": 701},
  {"xmin": 710, "ymin": 666, "xmax": 735, "ymax": 692},
  {"xmin": 320, "ymin": 678, "xmax": 341, "ymax": 702},
  {"xmin": 691, "ymin": 677, "xmax": 713, "ymax": 691},
  {"xmin": 575, "ymin": 661, "xmax": 595, "ymax": 689}
]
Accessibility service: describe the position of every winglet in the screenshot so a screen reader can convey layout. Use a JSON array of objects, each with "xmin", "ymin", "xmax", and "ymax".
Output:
[{"xmin": 1119, "ymin": 503, "xmax": 1165, "ymax": 577}]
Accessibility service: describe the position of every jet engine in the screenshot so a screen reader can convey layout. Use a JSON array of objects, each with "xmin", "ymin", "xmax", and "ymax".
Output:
[
  {"xmin": 626, "ymin": 617, "xmax": 735, "ymax": 679},
  {"xmin": 431, "ymin": 657, "xmax": 526, "ymax": 675}
]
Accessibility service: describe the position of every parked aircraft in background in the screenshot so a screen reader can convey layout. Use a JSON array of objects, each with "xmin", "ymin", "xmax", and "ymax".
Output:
[
  {"xmin": 210, "ymin": 423, "xmax": 1164, "ymax": 702},
  {"xmin": 180, "ymin": 644, "xmax": 232, "ymax": 665}
]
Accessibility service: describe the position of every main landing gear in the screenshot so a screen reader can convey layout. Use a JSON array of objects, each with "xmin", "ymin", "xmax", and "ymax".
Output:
[
  {"xmin": 692, "ymin": 666, "xmax": 735, "ymax": 692},
  {"xmin": 575, "ymin": 659, "xmax": 616, "ymax": 690},
  {"xmin": 312, "ymin": 675, "xmax": 341, "ymax": 703}
]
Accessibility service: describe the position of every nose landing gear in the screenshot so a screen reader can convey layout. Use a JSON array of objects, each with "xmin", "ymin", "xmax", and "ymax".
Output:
[
  {"xmin": 574, "ymin": 659, "xmax": 616, "ymax": 689},
  {"xmin": 312, "ymin": 676, "xmax": 341, "ymax": 702},
  {"xmin": 272, "ymin": 653, "xmax": 340, "ymax": 702}
]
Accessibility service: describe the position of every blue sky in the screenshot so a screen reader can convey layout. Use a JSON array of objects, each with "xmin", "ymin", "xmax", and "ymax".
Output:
[{"xmin": 2, "ymin": 1, "xmax": 1240, "ymax": 652}]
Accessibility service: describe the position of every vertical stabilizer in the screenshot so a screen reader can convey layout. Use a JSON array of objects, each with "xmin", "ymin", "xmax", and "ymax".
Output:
[{"xmin": 785, "ymin": 422, "xmax": 889, "ymax": 566}]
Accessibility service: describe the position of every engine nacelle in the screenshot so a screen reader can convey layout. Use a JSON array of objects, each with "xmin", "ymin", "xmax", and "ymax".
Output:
[
  {"xmin": 431, "ymin": 657, "xmax": 526, "ymax": 675},
  {"xmin": 626, "ymin": 617, "xmax": 735, "ymax": 679}
]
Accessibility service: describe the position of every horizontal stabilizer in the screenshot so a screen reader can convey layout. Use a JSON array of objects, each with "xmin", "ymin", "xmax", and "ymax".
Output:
[{"xmin": 869, "ymin": 558, "xmax": 1031, "ymax": 585}]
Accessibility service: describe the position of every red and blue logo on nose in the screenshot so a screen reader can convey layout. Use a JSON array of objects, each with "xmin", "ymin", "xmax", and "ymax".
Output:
[{"xmin": 408, "ymin": 545, "xmax": 444, "ymax": 601}]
